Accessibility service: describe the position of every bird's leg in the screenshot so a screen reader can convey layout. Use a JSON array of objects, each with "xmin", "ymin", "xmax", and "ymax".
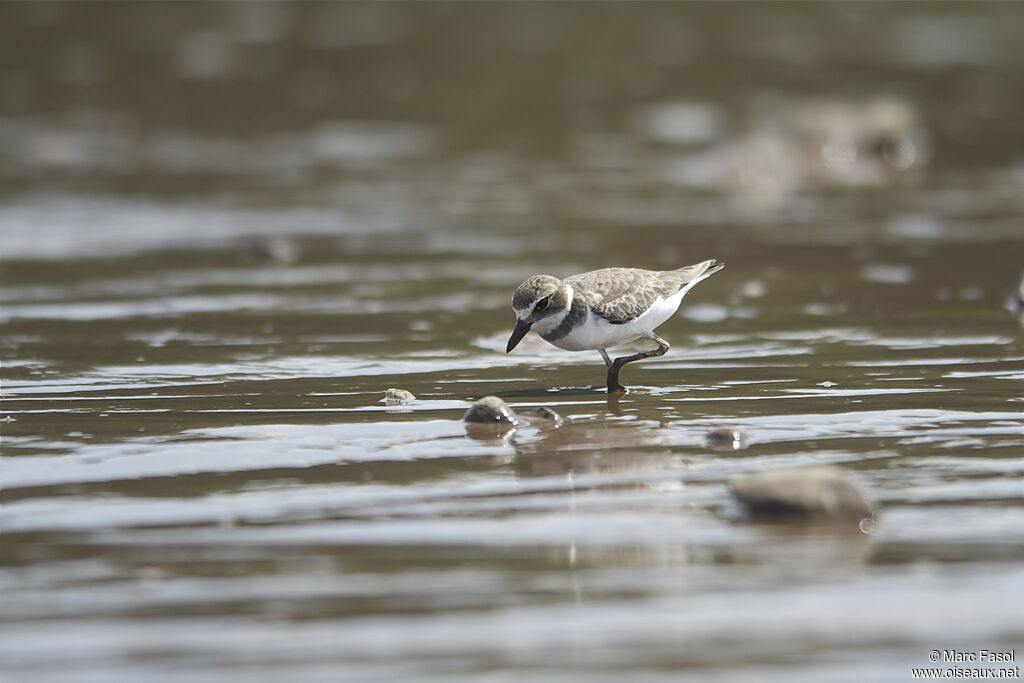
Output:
[
  {"xmin": 606, "ymin": 333, "xmax": 670, "ymax": 394},
  {"xmin": 598, "ymin": 349, "xmax": 613, "ymax": 368}
]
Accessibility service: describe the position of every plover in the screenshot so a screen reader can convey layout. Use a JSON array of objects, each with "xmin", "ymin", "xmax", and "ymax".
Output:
[{"xmin": 506, "ymin": 259, "xmax": 724, "ymax": 393}]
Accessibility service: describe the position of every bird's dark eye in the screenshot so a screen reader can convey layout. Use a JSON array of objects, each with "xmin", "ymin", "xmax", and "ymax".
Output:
[{"xmin": 535, "ymin": 296, "xmax": 550, "ymax": 312}]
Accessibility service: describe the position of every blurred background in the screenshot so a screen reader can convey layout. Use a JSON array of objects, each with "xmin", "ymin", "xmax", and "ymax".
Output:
[
  {"xmin": 2, "ymin": 2, "xmax": 1022, "ymax": 242},
  {"xmin": 2, "ymin": 3, "xmax": 1023, "ymax": 682}
]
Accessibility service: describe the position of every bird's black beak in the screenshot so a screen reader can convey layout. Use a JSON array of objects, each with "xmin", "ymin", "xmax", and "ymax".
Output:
[{"xmin": 506, "ymin": 319, "xmax": 531, "ymax": 353}]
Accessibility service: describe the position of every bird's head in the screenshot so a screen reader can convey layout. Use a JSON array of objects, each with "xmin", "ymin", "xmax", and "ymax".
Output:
[{"xmin": 506, "ymin": 275, "xmax": 570, "ymax": 352}]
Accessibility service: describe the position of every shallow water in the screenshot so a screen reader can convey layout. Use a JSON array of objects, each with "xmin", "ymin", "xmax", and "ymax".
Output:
[{"xmin": 2, "ymin": 4, "xmax": 1024, "ymax": 682}]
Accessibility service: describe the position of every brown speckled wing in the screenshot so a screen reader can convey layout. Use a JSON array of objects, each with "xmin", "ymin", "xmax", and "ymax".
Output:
[{"xmin": 566, "ymin": 261, "xmax": 719, "ymax": 323}]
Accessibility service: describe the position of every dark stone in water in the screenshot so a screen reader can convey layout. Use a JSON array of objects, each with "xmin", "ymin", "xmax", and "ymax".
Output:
[
  {"xmin": 705, "ymin": 428, "xmax": 748, "ymax": 451},
  {"xmin": 462, "ymin": 396, "xmax": 519, "ymax": 426},
  {"xmin": 729, "ymin": 466, "xmax": 874, "ymax": 524}
]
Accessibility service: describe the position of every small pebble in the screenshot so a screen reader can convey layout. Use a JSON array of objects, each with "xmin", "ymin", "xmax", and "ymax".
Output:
[
  {"xmin": 462, "ymin": 396, "xmax": 519, "ymax": 426},
  {"xmin": 530, "ymin": 406, "xmax": 564, "ymax": 427},
  {"xmin": 729, "ymin": 466, "xmax": 874, "ymax": 524},
  {"xmin": 705, "ymin": 428, "xmax": 748, "ymax": 451},
  {"xmin": 382, "ymin": 388, "xmax": 415, "ymax": 406},
  {"xmin": 241, "ymin": 236, "xmax": 300, "ymax": 264}
]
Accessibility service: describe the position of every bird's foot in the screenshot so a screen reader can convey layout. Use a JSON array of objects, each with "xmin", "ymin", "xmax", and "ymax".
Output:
[
  {"xmin": 606, "ymin": 358, "xmax": 632, "ymax": 394},
  {"xmin": 606, "ymin": 366, "xmax": 629, "ymax": 394},
  {"xmin": 606, "ymin": 379, "xmax": 628, "ymax": 394}
]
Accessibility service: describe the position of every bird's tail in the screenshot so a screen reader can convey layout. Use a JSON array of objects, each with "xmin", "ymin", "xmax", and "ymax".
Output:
[{"xmin": 668, "ymin": 258, "xmax": 725, "ymax": 285}]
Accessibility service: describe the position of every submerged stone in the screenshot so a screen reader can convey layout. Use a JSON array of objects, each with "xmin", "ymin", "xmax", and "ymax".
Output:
[
  {"xmin": 462, "ymin": 396, "xmax": 519, "ymax": 426},
  {"xmin": 729, "ymin": 466, "xmax": 874, "ymax": 523},
  {"xmin": 382, "ymin": 388, "xmax": 416, "ymax": 405}
]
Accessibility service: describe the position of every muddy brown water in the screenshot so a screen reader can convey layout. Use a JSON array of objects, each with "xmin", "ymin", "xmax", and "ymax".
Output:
[{"xmin": 2, "ymin": 4, "xmax": 1023, "ymax": 682}]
